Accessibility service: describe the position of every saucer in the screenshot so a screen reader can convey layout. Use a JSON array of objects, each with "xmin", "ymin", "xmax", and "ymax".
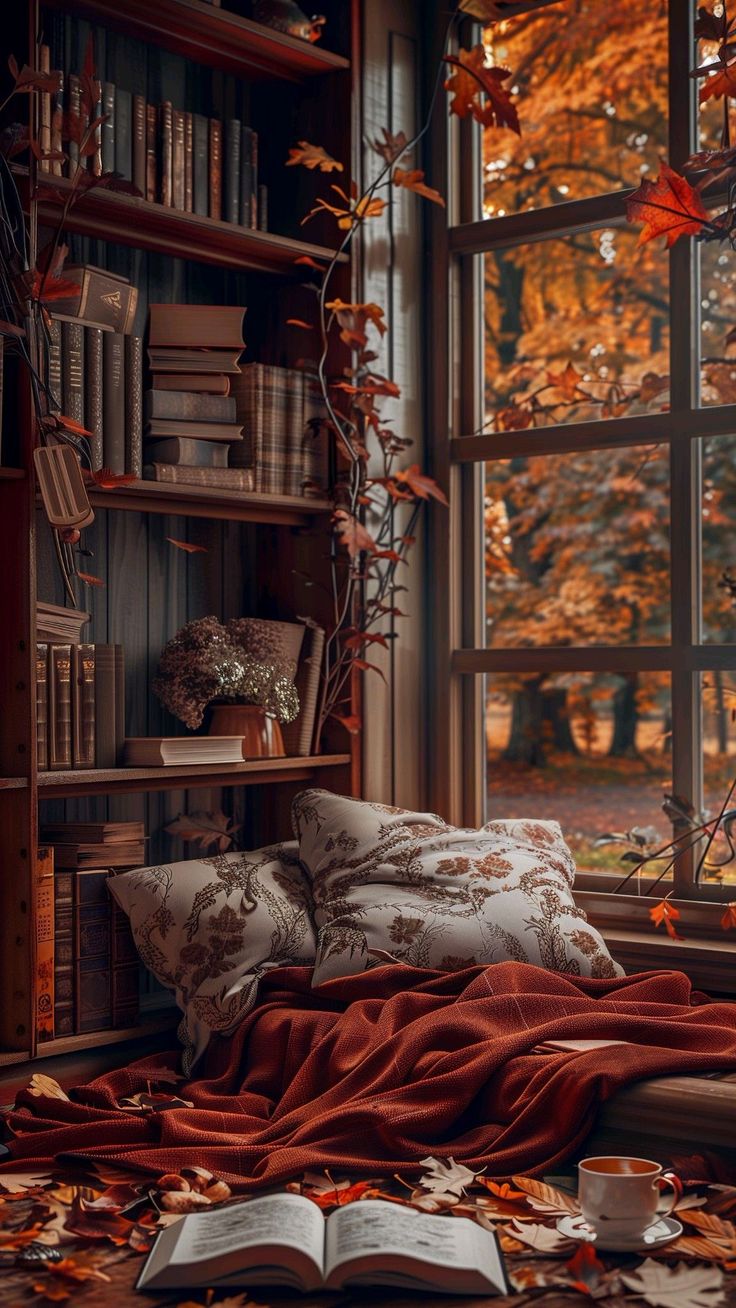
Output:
[{"xmin": 556, "ymin": 1213, "xmax": 683, "ymax": 1252}]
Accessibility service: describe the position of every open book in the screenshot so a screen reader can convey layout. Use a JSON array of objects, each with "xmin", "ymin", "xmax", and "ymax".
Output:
[{"xmin": 137, "ymin": 1193, "xmax": 510, "ymax": 1295}]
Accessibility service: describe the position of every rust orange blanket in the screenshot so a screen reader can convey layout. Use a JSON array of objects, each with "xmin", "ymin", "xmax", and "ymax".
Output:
[{"xmin": 4, "ymin": 963, "xmax": 736, "ymax": 1188}]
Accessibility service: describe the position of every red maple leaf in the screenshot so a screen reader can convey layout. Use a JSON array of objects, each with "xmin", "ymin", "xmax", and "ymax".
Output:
[
  {"xmin": 626, "ymin": 162, "xmax": 709, "ymax": 248},
  {"xmin": 649, "ymin": 896, "xmax": 684, "ymax": 941},
  {"xmin": 444, "ymin": 46, "xmax": 520, "ymax": 134},
  {"xmin": 395, "ymin": 464, "xmax": 449, "ymax": 505},
  {"xmin": 721, "ymin": 903, "xmax": 736, "ymax": 931}
]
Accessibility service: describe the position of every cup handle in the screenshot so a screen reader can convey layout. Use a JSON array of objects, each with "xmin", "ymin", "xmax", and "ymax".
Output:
[{"xmin": 655, "ymin": 1171, "xmax": 681, "ymax": 1218}]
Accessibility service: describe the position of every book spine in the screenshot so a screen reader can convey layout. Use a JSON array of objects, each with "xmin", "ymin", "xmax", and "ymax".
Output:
[
  {"xmin": 39, "ymin": 45, "xmax": 52, "ymax": 173},
  {"xmin": 51, "ymin": 69, "xmax": 64, "ymax": 177},
  {"xmin": 145, "ymin": 103, "xmax": 157, "ymax": 202},
  {"xmin": 103, "ymin": 332, "xmax": 125, "ymax": 473},
  {"xmin": 48, "ymin": 644, "xmax": 72, "ymax": 770},
  {"xmin": 114, "ymin": 645, "xmax": 125, "ymax": 764},
  {"xmin": 34, "ymin": 847, "xmax": 55, "ymax": 1043},
  {"xmin": 160, "ymin": 101, "xmax": 173, "ymax": 206},
  {"xmin": 145, "ymin": 438, "xmax": 229, "ymax": 468},
  {"xmin": 84, "ymin": 326, "xmax": 104, "ymax": 471},
  {"xmin": 209, "ymin": 118, "xmax": 222, "ymax": 220},
  {"xmin": 258, "ymin": 183, "xmax": 268, "ymax": 232},
  {"xmin": 285, "ymin": 368, "xmax": 305, "ymax": 497},
  {"xmin": 94, "ymin": 645, "xmax": 116, "ymax": 768},
  {"xmin": 172, "ymin": 109, "xmax": 185, "ymax": 210},
  {"xmin": 72, "ymin": 643, "xmax": 96, "ymax": 768},
  {"xmin": 74, "ymin": 872, "xmax": 112, "ymax": 1033},
  {"xmin": 47, "ymin": 318, "xmax": 62, "ymax": 414},
  {"xmin": 250, "ymin": 129, "xmax": 259, "ymax": 228},
  {"xmin": 115, "ymin": 88, "xmax": 132, "ymax": 182},
  {"xmin": 125, "ymin": 335, "xmax": 143, "ymax": 478},
  {"xmin": 301, "ymin": 626, "xmax": 325, "ymax": 755},
  {"xmin": 36, "ymin": 643, "xmax": 48, "ymax": 771},
  {"xmin": 184, "ymin": 111, "xmax": 193, "ymax": 212},
  {"xmin": 133, "ymin": 94, "xmax": 146, "ymax": 196},
  {"xmin": 145, "ymin": 463, "xmax": 255, "ymax": 490},
  {"xmin": 101, "ymin": 82, "xmax": 115, "ymax": 174},
  {"xmin": 61, "ymin": 321, "xmax": 84, "ymax": 427},
  {"xmin": 193, "ymin": 113, "xmax": 208, "ymax": 217},
  {"xmin": 145, "ymin": 391, "xmax": 237, "ymax": 422},
  {"xmin": 67, "ymin": 74, "xmax": 81, "ymax": 176},
  {"xmin": 240, "ymin": 125, "xmax": 254, "ymax": 230},
  {"xmin": 225, "ymin": 118, "xmax": 240, "ymax": 224},
  {"xmin": 111, "ymin": 905, "xmax": 139, "ymax": 1028},
  {"xmin": 92, "ymin": 86, "xmax": 103, "ymax": 177},
  {"xmin": 53, "ymin": 869, "xmax": 73, "ymax": 1038}
]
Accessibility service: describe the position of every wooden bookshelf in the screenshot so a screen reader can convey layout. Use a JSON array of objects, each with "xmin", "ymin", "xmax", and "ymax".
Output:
[
  {"xmin": 0, "ymin": 777, "xmax": 28, "ymax": 791},
  {"xmin": 0, "ymin": 468, "xmax": 24, "ymax": 480},
  {"xmin": 87, "ymin": 480, "xmax": 332, "ymax": 524},
  {"xmin": 38, "ymin": 753, "xmax": 352, "ymax": 797},
  {"xmin": 35, "ymin": 1012, "xmax": 178, "ymax": 1058},
  {"xmin": 43, "ymin": 0, "xmax": 351, "ymax": 81}
]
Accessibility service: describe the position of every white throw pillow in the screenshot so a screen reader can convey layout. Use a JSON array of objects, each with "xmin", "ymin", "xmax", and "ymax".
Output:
[
  {"xmin": 108, "ymin": 841, "xmax": 316, "ymax": 1067},
  {"xmin": 292, "ymin": 789, "xmax": 622, "ymax": 986}
]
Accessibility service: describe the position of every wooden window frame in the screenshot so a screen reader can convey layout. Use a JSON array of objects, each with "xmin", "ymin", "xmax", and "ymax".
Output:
[{"xmin": 428, "ymin": 0, "xmax": 736, "ymax": 941}]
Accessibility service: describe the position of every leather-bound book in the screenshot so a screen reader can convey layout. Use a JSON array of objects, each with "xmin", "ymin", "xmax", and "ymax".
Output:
[
  {"xmin": 53, "ymin": 842, "xmax": 145, "ymax": 869},
  {"xmin": 103, "ymin": 332, "xmax": 125, "ymax": 473},
  {"xmin": 36, "ymin": 643, "xmax": 48, "ymax": 771},
  {"xmin": 148, "ymin": 303, "xmax": 246, "ymax": 350},
  {"xmin": 160, "ymin": 101, "xmax": 173, "ymax": 206},
  {"xmin": 48, "ymin": 643, "xmax": 72, "ymax": 770},
  {"xmin": 47, "ymin": 318, "xmax": 62, "ymax": 413},
  {"xmin": 145, "ymin": 389, "xmax": 236, "ymax": 423},
  {"xmin": 34, "ymin": 847, "xmax": 55, "ymax": 1043},
  {"xmin": 111, "ymin": 905, "xmax": 139, "ymax": 1028},
  {"xmin": 85, "ymin": 326, "xmax": 104, "ymax": 471},
  {"xmin": 114, "ymin": 645, "xmax": 125, "ymax": 763},
  {"xmin": 184, "ymin": 111, "xmax": 193, "ymax": 212},
  {"xmin": 152, "ymin": 373, "xmax": 231, "ymax": 395},
  {"xmin": 258, "ymin": 183, "xmax": 268, "ymax": 231},
  {"xmin": 39, "ymin": 45, "xmax": 51, "ymax": 173},
  {"xmin": 71, "ymin": 643, "xmax": 95, "ymax": 769},
  {"xmin": 115, "ymin": 88, "xmax": 132, "ymax": 182},
  {"xmin": 172, "ymin": 108, "xmax": 186, "ymax": 210},
  {"xmin": 209, "ymin": 118, "xmax": 222, "ymax": 220},
  {"xmin": 133, "ymin": 94, "xmax": 146, "ymax": 196},
  {"xmin": 145, "ymin": 464, "xmax": 254, "ymax": 490},
  {"xmin": 51, "ymin": 69, "xmax": 64, "ymax": 177},
  {"xmin": 145, "ymin": 103, "xmax": 157, "ymax": 202},
  {"xmin": 92, "ymin": 85, "xmax": 103, "ymax": 177},
  {"xmin": 61, "ymin": 321, "xmax": 84, "ymax": 427},
  {"xmin": 144, "ymin": 417, "xmax": 243, "ymax": 443},
  {"xmin": 146, "ymin": 437, "xmax": 229, "ymax": 468},
  {"xmin": 281, "ymin": 624, "xmax": 325, "ymax": 756},
  {"xmin": 67, "ymin": 74, "xmax": 82, "ymax": 176},
  {"xmin": 53, "ymin": 868, "xmax": 74, "ymax": 1037},
  {"xmin": 225, "ymin": 118, "xmax": 240, "ymax": 224},
  {"xmin": 193, "ymin": 113, "xmax": 208, "ymax": 216},
  {"xmin": 285, "ymin": 369, "xmax": 305, "ymax": 497},
  {"xmin": 94, "ymin": 644, "xmax": 117, "ymax": 767},
  {"xmin": 125, "ymin": 335, "xmax": 144, "ymax": 478},
  {"xmin": 54, "ymin": 266, "xmax": 138, "ymax": 334},
  {"xmin": 41, "ymin": 821, "xmax": 145, "ymax": 843},
  {"xmin": 102, "ymin": 82, "xmax": 115, "ymax": 174},
  {"xmin": 148, "ymin": 347, "xmax": 242, "ymax": 375},
  {"xmin": 240, "ymin": 125, "xmax": 257, "ymax": 229},
  {"xmin": 74, "ymin": 870, "xmax": 112, "ymax": 1033}
]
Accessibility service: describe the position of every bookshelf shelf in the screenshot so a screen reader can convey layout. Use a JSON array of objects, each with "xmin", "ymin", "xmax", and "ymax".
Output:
[
  {"xmin": 43, "ymin": 0, "xmax": 351, "ymax": 82},
  {"xmin": 88, "ymin": 480, "xmax": 332, "ymax": 524},
  {"xmin": 27, "ymin": 172, "xmax": 346, "ymax": 274},
  {"xmin": 0, "ymin": 778, "xmax": 28, "ymax": 791},
  {"xmin": 38, "ymin": 753, "xmax": 352, "ymax": 797},
  {"xmin": 35, "ymin": 1013, "xmax": 178, "ymax": 1059}
]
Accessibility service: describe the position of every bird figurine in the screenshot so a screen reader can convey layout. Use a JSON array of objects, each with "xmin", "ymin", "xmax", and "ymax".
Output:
[{"xmin": 253, "ymin": 0, "xmax": 326, "ymax": 43}]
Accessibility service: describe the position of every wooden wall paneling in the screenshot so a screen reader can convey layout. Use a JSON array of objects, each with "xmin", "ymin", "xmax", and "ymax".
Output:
[{"xmin": 146, "ymin": 512, "xmax": 187, "ymax": 866}]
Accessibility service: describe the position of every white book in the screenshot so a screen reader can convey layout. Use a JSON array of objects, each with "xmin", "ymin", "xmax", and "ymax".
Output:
[
  {"xmin": 137, "ymin": 1194, "xmax": 509, "ymax": 1295},
  {"xmin": 123, "ymin": 736, "xmax": 244, "ymax": 766}
]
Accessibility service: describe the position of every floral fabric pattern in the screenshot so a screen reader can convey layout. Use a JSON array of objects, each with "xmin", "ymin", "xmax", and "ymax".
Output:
[
  {"xmin": 292, "ymin": 790, "xmax": 622, "ymax": 986},
  {"xmin": 108, "ymin": 842, "xmax": 316, "ymax": 1069}
]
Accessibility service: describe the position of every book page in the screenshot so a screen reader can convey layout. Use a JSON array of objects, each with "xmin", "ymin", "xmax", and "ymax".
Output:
[
  {"xmin": 166, "ymin": 1194, "xmax": 325, "ymax": 1268},
  {"xmin": 325, "ymin": 1200, "xmax": 506, "ymax": 1288}
]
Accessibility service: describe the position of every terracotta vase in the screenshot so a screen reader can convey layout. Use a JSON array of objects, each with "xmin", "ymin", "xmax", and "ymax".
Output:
[{"xmin": 208, "ymin": 704, "xmax": 285, "ymax": 759}]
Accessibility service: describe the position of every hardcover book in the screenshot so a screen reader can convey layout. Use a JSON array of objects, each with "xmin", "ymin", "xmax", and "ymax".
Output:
[
  {"xmin": 93, "ymin": 644, "xmax": 117, "ymax": 768},
  {"xmin": 52, "ymin": 842, "xmax": 145, "ymax": 870},
  {"xmin": 148, "ymin": 348, "xmax": 243, "ymax": 376},
  {"xmin": 115, "ymin": 88, "xmax": 132, "ymax": 183},
  {"xmin": 53, "ymin": 868, "xmax": 73, "ymax": 1038},
  {"xmin": 41, "ymin": 821, "xmax": 145, "ymax": 844},
  {"xmin": 144, "ymin": 418, "xmax": 243, "ymax": 443},
  {"xmin": 71, "ymin": 643, "xmax": 96, "ymax": 769},
  {"xmin": 123, "ymin": 736, "xmax": 244, "ymax": 766},
  {"xmin": 152, "ymin": 373, "xmax": 231, "ymax": 395},
  {"xmin": 138, "ymin": 1195, "xmax": 509, "ymax": 1295},
  {"xmin": 209, "ymin": 118, "xmax": 222, "ymax": 220},
  {"xmin": 160, "ymin": 100, "xmax": 173, "ymax": 206},
  {"xmin": 145, "ymin": 390, "xmax": 237, "ymax": 423},
  {"xmin": 48, "ymin": 644, "xmax": 72, "ymax": 771},
  {"xmin": 103, "ymin": 332, "xmax": 126, "ymax": 473},
  {"xmin": 145, "ymin": 438, "xmax": 230, "ymax": 468},
  {"xmin": 225, "ymin": 118, "xmax": 240, "ymax": 225},
  {"xmin": 46, "ymin": 318, "xmax": 62, "ymax": 414},
  {"xmin": 172, "ymin": 109, "xmax": 186, "ymax": 210},
  {"xmin": 84, "ymin": 326, "xmax": 104, "ymax": 471},
  {"xmin": 101, "ymin": 82, "xmax": 115, "ymax": 174},
  {"xmin": 148, "ymin": 304, "xmax": 246, "ymax": 350},
  {"xmin": 193, "ymin": 113, "xmax": 208, "ymax": 217},
  {"xmin": 67, "ymin": 74, "xmax": 82, "ymax": 174},
  {"xmin": 145, "ymin": 103, "xmax": 157, "ymax": 202},
  {"xmin": 35, "ymin": 642, "xmax": 48, "ymax": 771},
  {"xmin": 34, "ymin": 846, "xmax": 55, "ymax": 1043},
  {"xmin": 281, "ymin": 624, "xmax": 325, "ymax": 757},
  {"xmin": 133, "ymin": 94, "xmax": 146, "ymax": 196},
  {"xmin": 61, "ymin": 321, "xmax": 84, "ymax": 427},
  {"xmin": 53, "ymin": 266, "xmax": 138, "ymax": 335},
  {"xmin": 74, "ymin": 870, "xmax": 112, "ymax": 1033},
  {"xmin": 144, "ymin": 464, "xmax": 255, "ymax": 490},
  {"xmin": 184, "ymin": 111, "xmax": 194, "ymax": 212},
  {"xmin": 125, "ymin": 335, "xmax": 144, "ymax": 478}
]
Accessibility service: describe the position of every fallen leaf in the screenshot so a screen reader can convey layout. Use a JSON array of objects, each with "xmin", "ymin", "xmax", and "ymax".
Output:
[
  {"xmin": 546, "ymin": 361, "xmax": 590, "ymax": 403},
  {"xmin": 721, "ymin": 903, "xmax": 736, "ymax": 931},
  {"xmin": 621, "ymin": 1258, "xmax": 724, "ymax": 1308},
  {"xmin": 626, "ymin": 162, "xmax": 709, "ymax": 249},
  {"xmin": 165, "ymin": 810, "xmax": 242, "ymax": 853},
  {"xmin": 294, "ymin": 255, "xmax": 324, "ymax": 270},
  {"xmin": 166, "ymin": 538, "xmax": 207, "ymax": 554},
  {"xmin": 650, "ymin": 896, "xmax": 684, "ymax": 941},
  {"xmin": 417, "ymin": 1156, "xmax": 482, "ymax": 1198},
  {"xmin": 76, "ymin": 571, "xmax": 105, "ymax": 588},
  {"xmin": 85, "ymin": 467, "xmax": 138, "ymax": 488},
  {"xmin": 26, "ymin": 1075, "xmax": 70, "ymax": 1102},
  {"xmin": 392, "ymin": 166, "xmax": 445, "ymax": 206},
  {"xmin": 567, "ymin": 1240, "xmax": 607, "ymax": 1292},
  {"xmin": 0, "ymin": 1171, "xmax": 53, "ymax": 1194},
  {"xmin": 286, "ymin": 140, "xmax": 343, "ymax": 172},
  {"xmin": 444, "ymin": 46, "xmax": 520, "ymax": 134},
  {"xmin": 333, "ymin": 509, "xmax": 378, "ymax": 558},
  {"xmin": 504, "ymin": 1218, "xmax": 576, "ymax": 1254},
  {"xmin": 700, "ymin": 63, "xmax": 736, "ymax": 107},
  {"xmin": 118, "ymin": 1091, "xmax": 194, "ymax": 1112}
]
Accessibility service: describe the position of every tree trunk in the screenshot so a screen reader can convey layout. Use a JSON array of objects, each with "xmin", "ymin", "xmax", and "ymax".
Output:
[
  {"xmin": 541, "ymin": 688, "xmax": 579, "ymax": 754},
  {"xmin": 503, "ymin": 679, "xmax": 547, "ymax": 767},
  {"xmin": 609, "ymin": 674, "xmax": 639, "ymax": 757}
]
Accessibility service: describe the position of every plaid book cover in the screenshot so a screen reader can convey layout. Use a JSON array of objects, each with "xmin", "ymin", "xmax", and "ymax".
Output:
[{"xmin": 230, "ymin": 362, "xmax": 318, "ymax": 495}]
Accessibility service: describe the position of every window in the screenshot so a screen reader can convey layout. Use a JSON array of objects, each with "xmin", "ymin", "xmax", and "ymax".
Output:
[{"xmin": 441, "ymin": 0, "xmax": 736, "ymax": 909}]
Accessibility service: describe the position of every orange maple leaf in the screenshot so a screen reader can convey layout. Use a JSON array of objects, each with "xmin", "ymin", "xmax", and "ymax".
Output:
[
  {"xmin": 392, "ymin": 167, "xmax": 445, "ymax": 207},
  {"xmin": 721, "ymin": 903, "xmax": 736, "ymax": 931},
  {"xmin": 444, "ymin": 46, "xmax": 520, "ymax": 134},
  {"xmin": 286, "ymin": 140, "xmax": 344, "ymax": 172},
  {"xmin": 495, "ymin": 400, "xmax": 533, "ymax": 432},
  {"xmin": 626, "ymin": 162, "xmax": 709, "ymax": 248},
  {"xmin": 302, "ymin": 185, "xmax": 386, "ymax": 230},
  {"xmin": 326, "ymin": 298, "xmax": 387, "ymax": 338},
  {"xmin": 76, "ymin": 571, "xmax": 105, "ymax": 588},
  {"xmin": 546, "ymin": 362, "xmax": 590, "ymax": 403},
  {"xmin": 293, "ymin": 255, "xmax": 324, "ymax": 271},
  {"xmin": 333, "ymin": 508, "xmax": 378, "ymax": 558},
  {"xmin": 395, "ymin": 464, "xmax": 449, "ymax": 505},
  {"xmin": 649, "ymin": 896, "xmax": 684, "ymax": 941},
  {"xmin": 700, "ymin": 62, "xmax": 736, "ymax": 106},
  {"xmin": 165, "ymin": 538, "xmax": 208, "ymax": 554}
]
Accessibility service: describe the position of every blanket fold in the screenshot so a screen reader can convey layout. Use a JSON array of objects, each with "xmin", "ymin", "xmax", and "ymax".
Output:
[{"xmin": 4, "ymin": 963, "xmax": 736, "ymax": 1187}]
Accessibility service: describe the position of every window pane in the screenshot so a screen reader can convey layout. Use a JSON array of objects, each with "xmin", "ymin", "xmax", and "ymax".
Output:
[
  {"xmin": 702, "ymin": 434, "xmax": 736, "ymax": 643},
  {"xmin": 702, "ymin": 671, "xmax": 736, "ymax": 886},
  {"xmin": 700, "ymin": 242, "xmax": 736, "ymax": 407},
  {"xmin": 481, "ymin": 0, "xmax": 668, "ymax": 217},
  {"xmin": 485, "ymin": 447, "xmax": 670, "ymax": 647},
  {"xmin": 698, "ymin": 35, "xmax": 736, "ymax": 159},
  {"xmin": 483, "ymin": 230, "xmax": 670, "ymax": 433},
  {"xmin": 486, "ymin": 673, "xmax": 673, "ymax": 876}
]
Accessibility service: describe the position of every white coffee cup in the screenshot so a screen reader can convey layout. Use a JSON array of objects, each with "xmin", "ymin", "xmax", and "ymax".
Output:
[{"xmin": 578, "ymin": 1156, "xmax": 679, "ymax": 1242}]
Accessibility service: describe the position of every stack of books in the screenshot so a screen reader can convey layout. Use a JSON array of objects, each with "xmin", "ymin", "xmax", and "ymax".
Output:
[
  {"xmin": 144, "ymin": 304, "xmax": 253, "ymax": 491},
  {"xmin": 36, "ymin": 604, "xmax": 125, "ymax": 771},
  {"xmin": 36, "ymin": 825, "xmax": 144, "ymax": 1039},
  {"xmin": 281, "ymin": 624, "xmax": 326, "ymax": 756},
  {"xmin": 40, "ymin": 40, "xmax": 267, "ymax": 231},
  {"xmin": 46, "ymin": 265, "xmax": 143, "ymax": 476},
  {"xmin": 229, "ymin": 364, "xmax": 330, "ymax": 497}
]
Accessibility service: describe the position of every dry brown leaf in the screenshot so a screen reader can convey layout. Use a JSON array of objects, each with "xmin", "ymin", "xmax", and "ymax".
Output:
[
  {"xmin": 511, "ymin": 1175, "xmax": 580, "ymax": 1217},
  {"xmin": 621, "ymin": 1259, "xmax": 725, "ymax": 1308},
  {"xmin": 27, "ymin": 1074, "xmax": 71, "ymax": 1101},
  {"xmin": 503, "ymin": 1217, "xmax": 576, "ymax": 1255},
  {"xmin": 166, "ymin": 537, "xmax": 207, "ymax": 554},
  {"xmin": 0, "ymin": 1170, "xmax": 53, "ymax": 1194},
  {"xmin": 165, "ymin": 810, "xmax": 242, "ymax": 853},
  {"xmin": 417, "ymin": 1156, "xmax": 483, "ymax": 1198},
  {"xmin": 286, "ymin": 140, "xmax": 343, "ymax": 172}
]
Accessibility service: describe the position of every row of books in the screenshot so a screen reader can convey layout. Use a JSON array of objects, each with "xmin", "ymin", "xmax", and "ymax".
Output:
[
  {"xmin": 35, "ymin": 825, "xmax": 144, "ymax": 1041},
  {"xmin": 39, "ymin": 48, "xmax": 267, "ymax": 230},
  {"xmin": 48, "ymin": 318, "xmax": 143, "ymax": 477},
  {"xmin": 36, "ymin": 641, "xmax": 125, "ymax": 771}
]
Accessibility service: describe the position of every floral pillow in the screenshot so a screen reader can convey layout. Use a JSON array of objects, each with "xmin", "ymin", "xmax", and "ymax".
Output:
[
  {"xmin": 292, "ymin": 789, "xmax": 622, "ymax": 986},
  {"xmin": 108, "ymin": 842, "xmax": 316, "ymax": 1069}
]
